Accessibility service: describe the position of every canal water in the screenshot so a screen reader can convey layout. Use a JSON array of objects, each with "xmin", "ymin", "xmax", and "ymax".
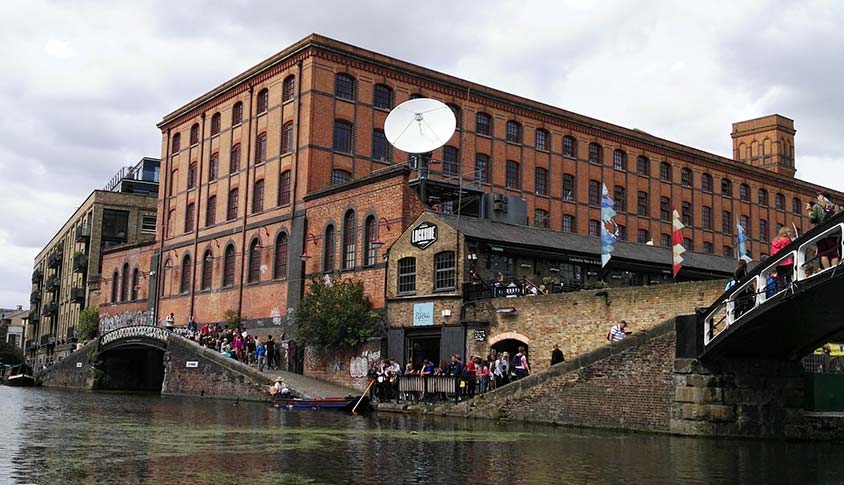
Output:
[{"xmin": 2, "ymin": 387, "xmax": 842, "ymax": 484}]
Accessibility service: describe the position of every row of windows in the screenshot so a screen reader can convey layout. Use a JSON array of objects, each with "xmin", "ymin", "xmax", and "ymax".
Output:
[
  {"xmin": 397, "ymin": 252, "xmax": 456, "ymax": 294},
  {"xmin": 110, "ymin": 264, "xmax": 141, "ymax": 304},
  {"xmin": 319, "ymin": 211, "xmax": 381, "ymax": 272},
  {"xmin": 171, "ymin": 76, "xmax": 296, "ymax": 153},
  {"xmin": 165, "ymin": 233, "xmax": 291, "ymax": 295}
]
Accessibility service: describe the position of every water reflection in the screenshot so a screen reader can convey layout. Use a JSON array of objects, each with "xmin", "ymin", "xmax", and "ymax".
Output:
[{"xmin": 0, "ymin": 387, "xmax": 842, "ymax": 484}]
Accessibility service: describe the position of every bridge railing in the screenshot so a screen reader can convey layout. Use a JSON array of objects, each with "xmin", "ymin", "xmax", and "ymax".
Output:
[{"xmin": 703, "ymin": 216, "xmax": 844, "ymax": 348}]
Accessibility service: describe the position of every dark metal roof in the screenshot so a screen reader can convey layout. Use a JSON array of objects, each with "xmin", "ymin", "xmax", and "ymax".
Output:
[{"xmin": 434, "ymin": 212, "xmax": 736, "ymax": 275}]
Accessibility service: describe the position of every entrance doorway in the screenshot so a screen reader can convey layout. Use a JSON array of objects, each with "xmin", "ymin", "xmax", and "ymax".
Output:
[
  {"xmin": 408, "ymin": 335, "xmax": 441, "ymax": 370},
  {"xmin": 491, "ymin": 338, "xmax": 529, "ymax": 362}
]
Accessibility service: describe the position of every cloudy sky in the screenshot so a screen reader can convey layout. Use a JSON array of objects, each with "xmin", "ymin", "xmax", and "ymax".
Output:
[{"xmin": 1, "ymin": 0, "xmax": 842, "ymax": 307}]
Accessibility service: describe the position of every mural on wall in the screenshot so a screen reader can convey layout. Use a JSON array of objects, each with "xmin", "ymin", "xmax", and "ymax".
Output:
[
  {"xmin": 349, "ymin": 349, "xmax": 381, "ymax": 378},
  {"xmin": 99, "ymin": 310, "xmax": 155, "ymax": 334}
]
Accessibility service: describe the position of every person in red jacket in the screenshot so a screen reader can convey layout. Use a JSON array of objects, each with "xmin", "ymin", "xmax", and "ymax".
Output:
[{"xmin": 770, "ymin": 226, "xmax": 794, "ymax": 290}]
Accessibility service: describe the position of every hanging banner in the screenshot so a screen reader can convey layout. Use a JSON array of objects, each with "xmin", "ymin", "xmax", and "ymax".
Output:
[
  {"xmin": 672, "ymin": 209, "xmax": 685, "ymax": 278},
  {"xmin": 737, "ymin": 218, "xmax": 752, "ymax": 263},
  {"xmin": 600, "ymin": 183, "xmax": 619, "ymax": 268}
]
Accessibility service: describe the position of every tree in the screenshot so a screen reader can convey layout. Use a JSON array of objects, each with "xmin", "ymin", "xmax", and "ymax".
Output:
[
  {"xmin": 224, "ymin": 308, "xmax": 246, "ymax": 328},
  {"xmin": 293, "ymin": 275, "xmax": 383, "ymax": 354},
  {"xmin": 78, "ymin": 306, "xmax": 99, "ymax": 341},
  {"xmin": 0, "ymin": 342, "xmax": 23, "ymax": 366}
]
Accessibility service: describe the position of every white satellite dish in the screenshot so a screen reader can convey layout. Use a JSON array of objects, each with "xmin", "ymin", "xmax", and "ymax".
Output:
[{"xmin": 384, "ymin": 98, "xmax": 456, "ymax": 154}]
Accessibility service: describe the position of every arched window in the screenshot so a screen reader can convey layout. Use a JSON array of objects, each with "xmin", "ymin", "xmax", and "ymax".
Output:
[
  {"xmin": 476, "ymin": 112, "xmax": 491, "ymax": 136},
  {"xmin": 447, "ymin": 103, "xmax": 462, "ymax": 128},
  {"xmin": 187, "ymin": 162, "xmax": 197, "ymax": 189},
  {"xmin": 111, "ymin": 270, "xmax": 119, "ymax": 303},
  {"xmin": 281, "ymin": 122, "xmax": 294, "ymax": 153},
  {"xmin": 637, "ymin": 156, "xmax": 650, "ymax": 176},
  {"xmin": 230, "ymin": 144, "xmax": 241, "ymax": 173},
  {"xmin": 613, "ymin": 149, "xmax": 627, "ymax": 171},
  {"xmin": 278, "ymin": 170, "xmax": 291, "ymax": 206},
  {"xmin": 434, "ymin": 251, "xmax": 456, "ymax": 290},
  {"xmin": 373, "ymin": 84, "xmax": 392, "ymax": 110},
  {"xmin": 323, "ymin": 225, "xmax": 336, "ymax": 272},
  {"xmin": 201, "ymin": 249, "xmax": 213, "ymax": 290},
  {"xmin": 721, "ymin": 178, "xmax": 733, "ymax": 197},
  {"xmin": 792, "ymin": 197, "xmax": 801, "ymax": 215},
  {"xmin": 161, "ymin": 259, "xmax": 171, "ymax": 295},
  {"xmin": 205, "ymin": 195, "xmax": 216, "ymax": 227},
  {"xmin": 758, "ymin": 188, "xmax": 769, "ymax": 206},
  {"xmin": 588, "ymin": 143, "xmax": 602, "ymax": 164},
  {"xmin": 775, "ymin": 193, "xmax": 785, "ymax": 211},
  {"xmin": 331, "ymin": 169, "xmax": 351, "ymax": 186},
  {"xmin": 739, "ymin": 183, "xmax": 750, "ymax": 201},
  {"xmin": 535, "ymin": 128, "xmax": 549, "ymax": 151},
  {"xmin": 335, "ymin": 73, "xmax": 355, "ymax": 100},
  {"xmin": 681, "ymin": 167, "xmax": 692, "ymax": 187},
  {"xmin": 505, "ymin": 121, "xmax": 522, "ymax": 143},
  {"xmin": 273, "ymin": 233, "xmax": 288, "ymax": 280},
  {"xmin": 171, "ymin": 133, "xmax": 181, "ymax": 153},
  {"xmin": 659, "ymin": 162, "xmax": 672, "ymax": 182},
  {"xmin": 190, "ymin": 123, "xmax": 200, "ymax": 145},
  {"xmin": 363, "ymin": 215, "xmax": 377, "ymax": 266},
  {"xmin": 184, "ymin": 202, "xmax": 195, "ymax": 233},
  {"xmin": 563, "ymin": 136, "xmax": 577, "ymax": 158},
  {"xmin": 208, "ymin": 153, "xmax": 218, "ymax": 181},
  {"xmin": 257, "ymin": 88, "xmax": 269, "ymax": 114},
  {"xmin": 282, "ymin": 75, "xmax": 295, "ymax": 102},
  {"xmin": 120, "ymin": 263, "xmax": 130, "ymax": 302},
  {"xmin": 701, "ymin": 173, "xmax": 713, "ymax": 192},
  {"xmin": 397, "ymin": 257, "xmax": 416, "ymax": 294},
  {"xmin": 342, "ymin": 211, "xmax": 357, "ymax": 270},
  {"xmin": 131, "ymin": 268, "xmax": 139, "ymax": 301},
  {"xmin": 232, "ymin": 101, "xmax": 243, "ymax": 126},
  {"xmin": 333, "ymin": 120, "xmax": 353, "ymax": 153},
  {"xmin": 248, "ymin": 239, "xmax": 261, "ymax": 283},
  {"xmin": 210, "ymin": 113, "xmax": 221, "ymax": 136},
  {"xmin": 180, "ymin": 254, "xmax": 192, "ymax": 294},
  {"xmin": 255, "ymin": 132, "xmax": 267, "ymax": 164},
  {"xmin": 223, "ymin": 245, "xmax": 236, "ymax": 287}
]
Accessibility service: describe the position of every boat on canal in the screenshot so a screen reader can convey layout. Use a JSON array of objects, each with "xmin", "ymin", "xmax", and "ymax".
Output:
[
  {"xmin": 3, "ymin": 364, "xmax": 35, "ymax": 387},
  {"xmin": 272, "ymin": 394, "xmax": 370, "ymax": 412}
]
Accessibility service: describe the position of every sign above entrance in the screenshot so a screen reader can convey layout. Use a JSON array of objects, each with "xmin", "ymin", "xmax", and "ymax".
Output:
[
  {"xmin": 413, "ymin": 302, "xmax": 434, "ymax": 326},
  {"xmin": 411, "ymin": 222, "xmax": 438, "ymax": 250}
]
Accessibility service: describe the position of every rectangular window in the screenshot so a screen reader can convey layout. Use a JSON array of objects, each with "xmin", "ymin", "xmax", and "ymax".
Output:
[
  {"xmin": 703, "ymin": 241, "xmax": 714, "ymax": 254},
  {"xmin": 442, "ymin": 146, "xmax": 459, "ymax": 176},
  {"xmin": 683, "ymin": 238, "xmax": 693, "ymax": 251},
  {"xmin": 505, "ymin": 161, "xmax": 520, "ymax": 189},
  {"xmin": 208, "ymin": 154, "xmax": 218, "ymax": 181},
  {"xmin": 563, "ymin": 136, "xmax": 576, "ymax": 158},
  {"xmin": 740, "ymin": 184, "xmax": 750, "ymax": 201},
  {"xmin": 474, "ymin": 154, "xmax": 490, "ymax": 183},
  {"xmin": 372, "ymin": 130, "xmax": 390, "ymax": 162},
  {"xmin": 740, "ymin": 215, "xmax": 750, "ymax": 237},
  {"xmin": 775, "ymin": 193, "xmax": 784, "ymax": 211},
  {"xmin": 506, "ymin": 121, "xmax": 521, "ymax": 143},
  {"xmin": 637, "ymin": 229, "xmax": 649, "ymax": 244},
  {"xmin": 722, "ymin": 210, "xmax": 732, "ymax": 234},
  {"xmin": 206, "ymin": 196, "xmax": 216, "ymax": 226},
  {"xmin": 792, "ymin": 197, "xmax": 801, "ymax": 215},
  {"xmin": 335, "ymin": 74, "xmax": 355, "ymax": 100},
  {"xmin": 398, "ymin": 257, "xmax": 416, "ymax": 294},
  {"xmin": 535, "ymin": 168, "xmax": 548, "ymax": 195},
  {"xmin": 660, "ymin": 197, "xmax": 671, "ymax": 222},
  {"xmin": 723, "ymin": 245, "xmax": 734, "ymax": 258},
  {"xmin": 702, "ymin": 206, "xmax": 712, "ymax": 230},
  {"xmin": 637, "ymin": 156, "xmax": 649, "ymax": 176},
  {"xmin": 760, "ymin": 219, "xmax": 769, "ymax": 242},
  {"xmin": 227, "ymin": 189, "xmax": 239, "ymax": 221},
  {"xmin": 588, "ymin": 219, "xmax": 600, "ymax": 237},
  {"xmin": 476, "ymin": 113, "xmax": 491, "ymax": 136},
  {"xmin": 588, "ymin": 143, "xmax": 601, "ymax": 164},
  {"xmin": 373, "ymin": 85, "xmax": 392, "ymax": 110},
  {"xmin": 535, "ymin": 129, "xmax": 549, "ymax": 151},
  {"xmin": 102, "ymin": 209, "xmax": 129, "ymax": 246},
  {"xmin": 278, "ymin": 171, "xmax": 291, "ymax": 206},
  {"xmin": 333, "ymin": 121, "xmax": 353, "ymax": 153},
  {"xmin": 561, "ymin": 174, "xmax": 575, "ymax": 202},
  {"xmin": 758, "ymin": 189, "xmax": 769, "ymax": 206},
  {"xmin": 613, "ymin": 186, "xmax": 626, "ymax": 212},
  {"xmin": 613, "ymin": 150, "xmax": 627, "ymax": 171},
  {"xmin": 588, "ymin": 180, "xmax": 601, "ymax": 207},
  {"xmin": 660, "ymin": 233, "xmax": 671, "ymax": 248},
  {"xmin": 562, "ymin": 214, "xmax": 575, "ymax": 233},
  {"xmin": 637, "ymin": 191, "xmax": 649, "ymax": 217},
  {"xmin": 184, "ymin": 203, "xmax": 195, "ymax": 233},
  {"xmin": 681, "ymin": 168, "xmax": 692, "ymax": 187},
  {"xmin": 141, "ymin": 215, "xmax": 156, "ymax": 234},
  {"xmin": 434, "ymin": 252, "xmax": 456, "ymax": 291},
  {"xmin": 533, "ymin": 209, "xmax": 549, "ymax": 228},
  {"xmin": 252, "ymin": 179, "xmax": 264, "ymax": 213},
  {"xmin": 659, "ymin": 163, "xmax": 671, "ymax": 182},
  {"xmin": 681, "ymin": 201, "xmax": 692, "ymax": 226}
]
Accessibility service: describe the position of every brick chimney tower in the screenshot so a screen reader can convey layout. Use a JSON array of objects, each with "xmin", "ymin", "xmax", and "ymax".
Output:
[{"xmin": 731, "ymin": 114, "xmax": 796, "ymax": 177}]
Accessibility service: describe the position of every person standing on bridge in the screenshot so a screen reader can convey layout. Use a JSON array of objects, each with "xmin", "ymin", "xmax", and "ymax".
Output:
[
  {"xmin": 808, "ymin": 192, "xmax": 842, "ymax": 270},
  {"xmin": 164, "ymin": 312, "xmax": 175, "ymax": 331},
  {"xmin": 551, "ymin": 344, "xmax": 565, "ymax": 366},
  {"xmin": 256, "ymin": 339, "xmax": 267, "ymax": 372},
  {"xmin": 770, "ymin": 227, "xmax": 794, "ymax": 290},
  {"xmin": 607, "ymin": 320, "xmax": 632, "ymax": 343}
]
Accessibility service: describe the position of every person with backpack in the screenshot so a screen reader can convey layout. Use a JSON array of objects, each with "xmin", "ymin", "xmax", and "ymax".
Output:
[{"xmin": 513, "ymin": 347, "xmax": 530, "ymax": 380}]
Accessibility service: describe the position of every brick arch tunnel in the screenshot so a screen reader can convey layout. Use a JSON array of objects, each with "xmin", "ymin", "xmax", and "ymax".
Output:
[{"xmin": 94, "ymin": 340, "xmax": 166, "ymax": 392}]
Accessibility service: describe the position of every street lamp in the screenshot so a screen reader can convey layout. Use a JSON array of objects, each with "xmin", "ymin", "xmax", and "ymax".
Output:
[{"xmin": 300, "ymin": 233, "xmax": 320, "ymax": 262}]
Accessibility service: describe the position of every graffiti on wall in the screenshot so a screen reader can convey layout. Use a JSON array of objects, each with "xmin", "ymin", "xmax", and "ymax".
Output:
[
  {"xmin": 271, "ymin": 307, "xmax": 282, "ymax": 326},
  {"xmin": 349, "ymin": 349, "xmax": 381, "ymax": 378},
  {"xmin": 99, "ymin": 310, "xmax": 156, "ymax": 334}
]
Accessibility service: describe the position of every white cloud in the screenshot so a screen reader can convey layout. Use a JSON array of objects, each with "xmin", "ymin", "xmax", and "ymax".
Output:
[{"xmin": 0, "ymin": 0, "xmax": 842, "ymax": 307}]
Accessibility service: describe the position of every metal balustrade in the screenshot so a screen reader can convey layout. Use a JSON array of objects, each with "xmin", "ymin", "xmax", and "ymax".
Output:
[{"xmin": 703, "ymin": 222, "xmax": 844, "ymax": 348}]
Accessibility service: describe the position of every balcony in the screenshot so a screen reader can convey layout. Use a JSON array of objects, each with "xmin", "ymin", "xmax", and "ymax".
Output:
[
  {"xmin": 40, "ymin": 334, "xmax": 55, "ymax": 346},
  {"xmin": 31, "ymin": 269, "xmax": 43, "ymax": 284},
  {"xmin": 72, "ymin": 253, "xmax": 88, "ymax": 273},
  {"xmin": 70, "ymin": 287, "xmax": 86, "ymax": 304},
  {"xmin": 44, "ymin": 301, "xmax": 59, "ymax": 315},
  {"xmin": 29, "ymin": 311, "xmax": 40, "ymax": 323},
  {"xmin": 47, "ymin": 250, "xmax": 63, "ymax": 268},
  {"xmin": 30, "ymin": 290, "xmax": 41, "ymax": 304},
  {"xmin": 46, "ymin": 277, "xmax": 60, "ymax": 293},
  {"xmin": 75, "ymin": 224, "xmax": 91, "ymax": 243}
]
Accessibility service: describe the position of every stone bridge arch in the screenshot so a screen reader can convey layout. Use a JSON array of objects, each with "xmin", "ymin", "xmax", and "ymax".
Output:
[{"xmin": 95, "ymin": 325, "xmax": 170, "ymax": 391}]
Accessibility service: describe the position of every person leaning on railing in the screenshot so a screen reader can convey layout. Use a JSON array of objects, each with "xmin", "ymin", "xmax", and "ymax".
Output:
[{"xmin": 770, "ymin": 227, "xmax": 794, "ymax": 290}]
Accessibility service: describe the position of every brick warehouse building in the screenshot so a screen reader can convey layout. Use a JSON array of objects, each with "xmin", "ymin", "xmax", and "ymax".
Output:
[{"xmin": 98, "ymin": 34, "xmax": 840, "ymax": 374}]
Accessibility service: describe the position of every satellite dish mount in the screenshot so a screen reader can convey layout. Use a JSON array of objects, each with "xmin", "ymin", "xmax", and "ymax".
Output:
[{"xmin": 384, "ymin": 99, "xmax": 457, "ymax": 204}]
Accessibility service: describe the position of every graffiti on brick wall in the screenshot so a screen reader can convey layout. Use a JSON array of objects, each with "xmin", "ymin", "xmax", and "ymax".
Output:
[
  {"xmin": 349, "ymin": 349, "xmax": 381, "ymax": 378},
  {"xmin": 271, "ymin": 307, "xmax": 282, "ymax": 326},
  {"xmin": 99, "ymin": 310, "xmax": 156, "ymax": 334}
]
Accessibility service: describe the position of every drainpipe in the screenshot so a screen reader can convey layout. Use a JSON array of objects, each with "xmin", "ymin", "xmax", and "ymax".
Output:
[
  {"xmin": 286, "ymin": 60, "xmax": 306, "ymax": 323},
  {"xmin": 154, "ymin": 128, "xmax": 172, "ymax": 326},
  {"xmin": 236, "ymin": 85, "xmax": 255, "ymax": 321},
  {"xmin": 188, "ymin": 112, "xmax": 206, "ymax": 320}
]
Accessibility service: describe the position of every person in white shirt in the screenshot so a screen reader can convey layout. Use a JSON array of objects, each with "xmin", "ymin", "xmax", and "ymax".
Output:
[{"xmin": 607, "ymin": 320, "xmax": 632, "ymax": 343}]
